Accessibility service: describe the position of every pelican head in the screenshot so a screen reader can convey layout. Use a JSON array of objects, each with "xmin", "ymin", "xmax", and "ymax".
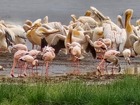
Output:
[
  {"xmin": 94, "ymin": 27, "xmax": 103, "ymax": 36},
  {"xmin": 125, "ymin": 9, "xmax": 133, "ymax": 16},
  {"xmin": 125, "ymin": 9, "xmax": 133, "ymax": 22},
  {"xmin": 84, "ymin": 10, "xmax": 91, "ymax": 16},
  {"xmin": 125, "ymin": 9, "xmax": 133, "ymax": 34}
]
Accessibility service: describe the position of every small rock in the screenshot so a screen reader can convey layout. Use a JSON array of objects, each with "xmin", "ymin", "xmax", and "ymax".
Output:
[{"xmin": 0, "ymin": 65, "xmax": 4, "ymax": 71}]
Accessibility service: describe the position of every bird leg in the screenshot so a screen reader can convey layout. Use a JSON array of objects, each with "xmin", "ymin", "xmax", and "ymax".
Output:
[
  {"xmin": 10, "ymin": 59, "xmax": 17, "ymax": 77},
  {"xmin": 35, "ymin": 64, "xmax": 38, "ymax": 76},
  {"xmin": 18, "ymin": 61, "xmax": 25, "ymax": 77},
  {"xmin": 111, "ymin": 65, "xmax": 115, "ymax": 75},
  {"xmin": 105, "ymin": 62, "xmax": 110, "ymax": 75},
  {"xmin": 126, "ymin": 58, "xmax": 131, "ymax": 65},
  {"xmin": 45, "ymin": 62, "xmax": 49, "ymax": 78},
  {"xmin": 71, "ymin": 56, "xmax": 80, "ymax": 75},
  {"xmin": 97, "ymin": 59, "xmax": 105, "ymax": 75},
  {"xmin": 23, "ymin": 63, "xmax": 28, "ymax": 77}
]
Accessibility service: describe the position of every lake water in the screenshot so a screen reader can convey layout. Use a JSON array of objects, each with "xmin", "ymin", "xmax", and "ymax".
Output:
[{"xmin": 0, "ymin": 0, "xmax": 140, "ymax": 25}]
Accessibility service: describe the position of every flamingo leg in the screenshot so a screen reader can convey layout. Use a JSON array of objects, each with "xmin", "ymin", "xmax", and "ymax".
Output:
[
  {"xmin": 10, "ymin": 59, "xmax": 17, "ymax": 77},
  {"xmin": 72, "ymin": 57, "xmax": 80, "ymax": 75},
  {"xmin": 46, "ymin": 62, "xmax": 49, "ymax": 78},
  {"xmin": 41, "ymin": 63, "xmax": 45, "ymax": 77},
  {"xmin": 18, "ymin": 61, "xmax": 25, "ymax": 77},
  {"xmin": 111, "ymin": 65, "xmax": 114, "ymax": 75},
  {"xmin": 35, "ymin": 65, "xmax": 38, "ymax": 76},
  {"xmin": 19, "ymin": 63, "xmax": 23, "ymax": 77},
  {"xmin": 23, "ymin": 63, "xmax": 28, "ymax": 77},
  {"xmin": 97, "ymin": 59, "xmax": 105, "ymax": 75},
  {"xmin": 31, "ymin": 66, "xmax": 34, "ymax": 76},
  {"xmin": 105, "ymin": 63, "xmax": 110, "ymax": 75}
]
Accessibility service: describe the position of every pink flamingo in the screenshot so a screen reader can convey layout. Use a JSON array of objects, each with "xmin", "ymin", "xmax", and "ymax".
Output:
[
  {"xmin": 42, "ymin": 46, "xmax": 55, "ymax": 77},
  {"xmin": 85, "ymin": 35, "xmax": 107, "ymax": 59},
  {"xmin": 9, "ymin": 43, "xmax": 28, "ymax": 52},
  {"xmin": 98, "ymin": 38, "xmax": 112, "ymax": 49},
  {"xmin": 67, "ymin": 42, "xmax": 82, "ymax": 75},
  {"xmin": 28, "ymin": 49, "xmax": 41, "ymax": 58},
  {"xmin": 97, "ymin": 50, "xmax": 121, "ymax": 75},
  {"xmin": 19, "ymin": 55, "xmax": 39, "ymax": 76},
  {"xmin": 10, "ymin": 50, "xmax": 29, "ymax": 77}
]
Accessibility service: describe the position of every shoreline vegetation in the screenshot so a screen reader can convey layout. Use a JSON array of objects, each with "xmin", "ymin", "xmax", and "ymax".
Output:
[{"xmin": 0, "ymin": 75, "xmax": 139, "ymax": 105}]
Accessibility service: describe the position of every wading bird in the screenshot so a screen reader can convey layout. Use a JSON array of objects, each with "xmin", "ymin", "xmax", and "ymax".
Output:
[
  {"xmin": 67, "ymin": 42, "xmax": 82, "ymax": 75},
  {"xmin": 19, "ymin": 54, "xmax": 39, "ymax": 76},
  {"xmin": 122, "ymin": 49, "xmax": 131, "ymax": 65},
  {"xmin": 10, "ymin": 50, "xmax": 29, "ymax": 77},
  {"xmin": 97, "ymin": 50, "xmax": 121, "ymax": 75},
  {"xmin": 42, "ymin": 46, "xmax": 55, "ymax": 77},
  {"xmin": 9, "ymin": 43, "xmax": 28, "ymax": 53}
]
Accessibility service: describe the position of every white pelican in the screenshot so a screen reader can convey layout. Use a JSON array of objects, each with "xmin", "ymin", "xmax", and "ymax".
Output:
[
  {"xmin": 124, "ymin": 9, "xmax": 134, "ymax": 48},
  {"xmin": 122, "ymin": 49, "xmax": 131, "ymax": 65}
]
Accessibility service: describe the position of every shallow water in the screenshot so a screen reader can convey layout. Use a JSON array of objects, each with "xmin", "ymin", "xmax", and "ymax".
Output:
[{"xmin": 0, "ymin": 0, "xmax": 140, "ymax": 25}]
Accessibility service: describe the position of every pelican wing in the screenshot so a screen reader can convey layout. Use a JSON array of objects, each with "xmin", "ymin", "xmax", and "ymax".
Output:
[
  {"xmin": 86, "ymin": 42, "xmax": 96, "ymax": 59},
  {"xmin": 36, "ymin": 27, "xmax": 59, "ymax": 36},
  {"xmin": 51, "ymin": 39, "xmax": 65, "ymax": 55}
]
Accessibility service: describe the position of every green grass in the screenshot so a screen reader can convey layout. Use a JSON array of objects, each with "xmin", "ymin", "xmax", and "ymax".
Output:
[{"xmin": 0, "ymin": 76, "xmax": 140, "ymax": 105}]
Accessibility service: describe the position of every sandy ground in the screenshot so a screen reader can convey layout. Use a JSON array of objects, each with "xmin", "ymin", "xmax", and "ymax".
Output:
[{"xmin": 0, "ymin": 0, "xmax": 140, "ymax": 79}]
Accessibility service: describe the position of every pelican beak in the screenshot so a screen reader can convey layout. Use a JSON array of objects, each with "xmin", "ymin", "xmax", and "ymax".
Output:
[{"xmin": 90, "ymin": 6, "xmax": 106, "ymax": 20}]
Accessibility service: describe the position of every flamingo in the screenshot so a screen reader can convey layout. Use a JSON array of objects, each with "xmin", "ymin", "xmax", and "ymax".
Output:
[
  {"xmin": 28, "ymin": 49, "xmax": 41, "ymax": 58},
  {"xmin": 19, "ymin": 55, "xmax": 39, "ymax": 76},
  {"xmin": 9, "ymin": 43, "xmax": 28, "ymax": 53},
  {"xmin": 67, "ymin": 42, "xmax": 82, "ymax": 75},
  {"xmin": 85, "ymin": 35, "xmax": 107, "ymax": 59},
  {"xmin": 97, "ymin": 50, "xmax": 121, "ymax": 75},
  {"xmin": 10, "ymin": 50, "xmax": 29, "ymax": 77},
  {"xmin": 42, "ymin": 46, "xmax": 55, "ymax": 77},
  {"xmin": 98, "ymin": 38, "xmax": 112, "ymax": 49},
  {"xmin": 122, "ymin": 49, "xmax": 131, "ymax": 65}
]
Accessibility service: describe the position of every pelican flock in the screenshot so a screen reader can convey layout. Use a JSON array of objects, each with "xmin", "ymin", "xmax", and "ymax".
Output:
[{"xmin": 0, "ymin": 6, "xmax": 140, "ymax": 77}]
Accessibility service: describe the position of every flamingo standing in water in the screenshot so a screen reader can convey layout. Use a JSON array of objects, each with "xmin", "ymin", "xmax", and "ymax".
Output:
[
  {"xmin": 10, "ymin": 50, "xmax": 29, "ymax": 77},
  {"xmin": 67, "ymin": 42, "xmax": 82, "ymax": 75},
  {"xmin": 28, "ymin": 49, "xmax": 41, "ymax": 58},
  {"xmin": 9, "ymin": 43, "xmax": 28, "ymax": 53},
  {"xmin": 19, "ymin": 55, "xmax": 39, "ymax": 76},
  {"xmin": 85, "ymin": 35, "xmax": 107, "ymax": 59},
  {"xmin": 97, "ymin": 50, "xmax": 121, "ymax": 75},
  {"xmin": 42, "ymin": 46, "xmax": 55, "ymax": 77}
]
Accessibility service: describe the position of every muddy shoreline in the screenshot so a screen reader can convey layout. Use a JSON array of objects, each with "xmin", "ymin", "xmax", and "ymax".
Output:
[{"xmin": 0, "ymin": 51, "xmax": 140, "ymax": 79}]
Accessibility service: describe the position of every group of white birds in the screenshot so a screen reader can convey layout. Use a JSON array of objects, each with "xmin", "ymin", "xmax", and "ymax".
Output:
[{"xmin": 1, "ymin": 6, "xmax": 140, "ymax": 77}]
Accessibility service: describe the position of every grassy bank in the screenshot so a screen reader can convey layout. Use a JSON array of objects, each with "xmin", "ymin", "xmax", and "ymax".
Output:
[{"xmin": 0, "ymin": 75, "xmax": 140, "ymax": 105}]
